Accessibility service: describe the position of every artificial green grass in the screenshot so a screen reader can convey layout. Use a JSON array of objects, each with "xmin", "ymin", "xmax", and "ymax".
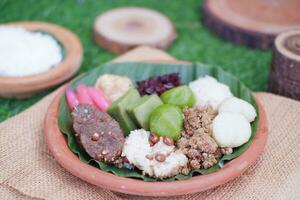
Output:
[{"xmin": 0, "ymin": 0, "xmax": 271, "ymax": 122}]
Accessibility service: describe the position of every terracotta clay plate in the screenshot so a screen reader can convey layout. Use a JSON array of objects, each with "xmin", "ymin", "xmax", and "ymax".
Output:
[
  {"xmin": 0, "ymin": 21, "xmax": 83, "ymax": 98},
  {"xmin": 44, "ymin": 63, "xmax": 268, "ymax": 197}
]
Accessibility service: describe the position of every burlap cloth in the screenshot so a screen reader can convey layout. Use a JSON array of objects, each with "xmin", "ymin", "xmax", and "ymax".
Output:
[{"xmin": 1, "ymin": 47, "xmax": 300, "ymax": 200}]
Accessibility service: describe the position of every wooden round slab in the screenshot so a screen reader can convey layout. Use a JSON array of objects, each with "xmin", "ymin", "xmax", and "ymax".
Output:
[
  {"xmin": 269, "ymin": 30, "xmax": 300, "ymax": 100},
  {"xmin": 0, "ymin": 22, "xmax": 83, "ymax": 98},
  {"xmin": 202, "ymin": 0, "xmax": 300, "ymax": 49},
  {"xmin": 93, "ymin": 7, "xmax": 176, "ymax": 53}
]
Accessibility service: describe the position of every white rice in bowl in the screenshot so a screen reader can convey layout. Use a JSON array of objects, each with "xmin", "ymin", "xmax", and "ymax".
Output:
[{"xmin": 0, "ymin": 26, "xmax": 63, "ymax": 77}]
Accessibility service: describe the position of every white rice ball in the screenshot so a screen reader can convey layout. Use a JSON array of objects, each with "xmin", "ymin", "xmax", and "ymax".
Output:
[
  {"xmin": 189, "ymin": 76, "xmax": 233, "ymax": 110},
  {"xmin": 212, "ymin": 113, "xmax": 251, "ymax": 148},
  {"xmin": 218, "ymin": 97, "xmax": 257, "ymax": 122}
]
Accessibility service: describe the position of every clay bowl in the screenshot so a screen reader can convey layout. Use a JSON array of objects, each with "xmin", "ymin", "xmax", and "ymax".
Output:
[
  {"xmin": 0, "ymin": 21, "xmax": 83, "ymax": 98},
  {"xmin": 44, "ymin": 85, "xmax": 268, "ymax": 197}
]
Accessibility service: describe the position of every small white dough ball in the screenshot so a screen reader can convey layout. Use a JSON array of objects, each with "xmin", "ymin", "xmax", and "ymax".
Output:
[
  {"xmin": 218, "ymin": 97, "xmax": 257, "ymax": 122},
  {"xmin": 212, "ymin": 113, "xmax": 251, "ymax": 148},
  {"xmin": 189, "ymin": 76, "xmax": 233, "ymax": 110}
]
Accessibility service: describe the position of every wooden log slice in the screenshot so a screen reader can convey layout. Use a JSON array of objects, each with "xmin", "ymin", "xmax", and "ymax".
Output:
[
  {"xmin": 93, "ymin": 7, "xmax": 176, "ymax": 54},
  {"xmin": 202, "ymin": 0, "xmax": 300, "ymax": 49},
  {"xmin": 269, "ymin": 30, "xmax": 300, "ymax": 100}
]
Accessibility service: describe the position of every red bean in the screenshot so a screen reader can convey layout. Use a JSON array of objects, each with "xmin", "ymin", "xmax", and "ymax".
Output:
[
  {"xmin": 149, "ymin": 133, "xmax": 160, "ymax": 144},
  {"xmin": 91, "ymin": 132, "xmax": 99, "ymax": 141},
  {"xmin": 149, "ymin": 141, "xmax": 155, "ymax": 147},
  {"xmin": 163, "ymin": 136, "xmax": 174, "ymax": 146},
  {"xmin": 155, "ymin": 154, "xmax": 166, "ymax": 162}
]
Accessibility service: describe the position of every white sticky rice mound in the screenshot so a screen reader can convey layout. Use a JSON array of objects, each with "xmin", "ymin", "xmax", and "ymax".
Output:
[
  {"xmin": 122, "ymin": 129, "xmax": 152, "ymax": 174},
  {"xmin": 218, "ymin": 97, "xmax": 257, "ymax": 122},
  {"xmin": 151, "ymin": 137, "xmax": 173, "ymax": 155},
  {"xmin": 95, "ymin": 74, "xmax": 132, "ymax": 102},
  {"xmin": 0, "ymin": 26, "xmax": 62, "ymax": 77},
  {"xmin": 189, "ymin": 76, "xmax": 233, "ymax": 110},
  {"xmin": 151, "ymin": 150, "xmax": 187, "ymax": 178},
  {"xmin": 212, "ymin": 112, "xmax": 251, "ymax": 148},
  {"xmin": 122, "ymin": 129, "xmax": 188, "ymax": 178}
]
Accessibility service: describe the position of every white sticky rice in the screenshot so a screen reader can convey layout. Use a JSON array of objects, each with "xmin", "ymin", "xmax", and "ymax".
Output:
[
  {"xmin": 0, "ymin": 26, "xmax": 63, "ymax": 77},
  {"xmin": 122, "ymin": 129, "xmax": 188, "ymax": 178}
]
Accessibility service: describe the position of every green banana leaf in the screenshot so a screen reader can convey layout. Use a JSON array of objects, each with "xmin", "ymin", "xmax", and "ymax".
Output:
[{"xmin": 58, "ymin": 62, "xmax": 259, "ymax": 181}]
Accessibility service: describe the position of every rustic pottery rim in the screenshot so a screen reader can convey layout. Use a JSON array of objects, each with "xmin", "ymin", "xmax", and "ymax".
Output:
[
  {"xmin": 44, "ymin": 82, "xmax": 268, "ymax": 197},
  {"xmin": 0, "ymin": 21, "xmax": 83, "ymax": 98}
]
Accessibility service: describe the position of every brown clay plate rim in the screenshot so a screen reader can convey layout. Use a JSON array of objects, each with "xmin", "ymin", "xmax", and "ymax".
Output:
[
  {"xmin": 45, "ymin": 83, "xmax": 268, "ymax": 197},
  {"xmin": 0, "ymin": 21, "xmax": 83, "ymax": 96}
]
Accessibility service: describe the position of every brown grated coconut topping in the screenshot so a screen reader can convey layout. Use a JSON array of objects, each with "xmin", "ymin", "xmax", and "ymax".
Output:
[{"xmin": 177, "ymin": 106, "xmax": 232, "ymax": 174}]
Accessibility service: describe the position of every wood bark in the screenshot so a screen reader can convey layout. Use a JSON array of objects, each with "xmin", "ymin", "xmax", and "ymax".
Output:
[{"xmin": 269, "ymin": 30, "xmax": 300, "ymax": 100}]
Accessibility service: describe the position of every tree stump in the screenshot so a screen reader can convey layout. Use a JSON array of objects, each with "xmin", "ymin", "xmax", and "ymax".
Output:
[
  {"xmin": 202, "ymin": 0, "xmax": 300, "ymax": 49},
  {"xmin": 93, "ymin": 7, "xmax": 176, "ymax": 54},
  {"xmin": 269, "ymin": 30, "xmax": 300, "ymax": 100}
]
